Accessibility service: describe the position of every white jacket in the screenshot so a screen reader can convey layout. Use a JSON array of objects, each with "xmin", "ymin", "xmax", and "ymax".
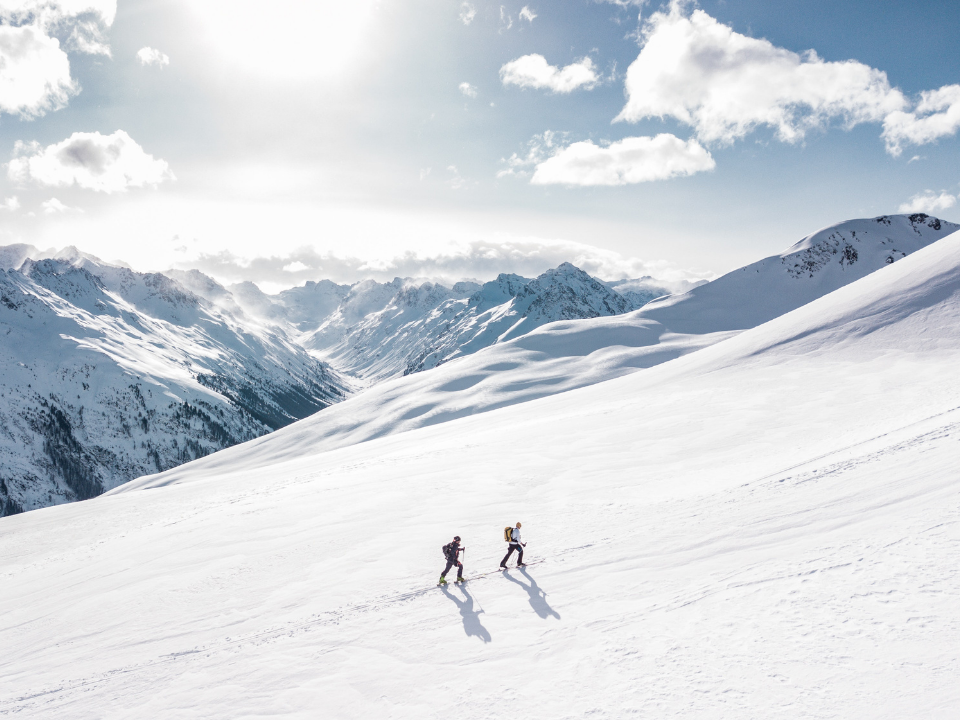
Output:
[{"xmin": 510, "ymin": 527, "xmax": 522, "ymax": 544}]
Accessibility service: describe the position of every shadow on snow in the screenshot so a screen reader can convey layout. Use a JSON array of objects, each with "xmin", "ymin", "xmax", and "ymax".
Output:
[
  {"xmin": 503, "ymin": 567, "xmax": 561, "ymax": 620},
  {"xmin": 440, "ymin": 584, "xmax": 491, "ymax": 643}
]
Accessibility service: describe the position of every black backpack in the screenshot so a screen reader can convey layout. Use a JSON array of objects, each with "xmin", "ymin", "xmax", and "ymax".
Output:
[{"xmin": 442, "ymin": 542, "xmax": 455, "ymax": 560}]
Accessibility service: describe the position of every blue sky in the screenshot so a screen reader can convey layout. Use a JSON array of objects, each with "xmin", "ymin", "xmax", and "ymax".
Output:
[{"xmin": 0, "ymin": 0, "xmax": 958, "ymax": 290}]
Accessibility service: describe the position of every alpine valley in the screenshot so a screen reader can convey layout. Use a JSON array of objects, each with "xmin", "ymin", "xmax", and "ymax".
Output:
[{"xmin": 0, "ymin": 213, "xmax": 954, "ymax": 515}]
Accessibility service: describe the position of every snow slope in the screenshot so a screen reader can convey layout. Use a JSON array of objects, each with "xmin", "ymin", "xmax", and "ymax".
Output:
[
  {"xmin": 0, "ymin": 251, "xmax": 349, "ymax": 515},
  {"xmin": 170, "ymin": 213, "xmax": 956, "ymax": 461},
  {"xmin": 1, "ymin": 229, "xmax": 958, "ymax": 718}
]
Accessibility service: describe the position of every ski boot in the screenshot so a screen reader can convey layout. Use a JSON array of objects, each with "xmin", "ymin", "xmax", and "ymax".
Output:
[
  {"xmin": 438, "ymin": 576, "xmax": 448, "ymax": 585},
  {"xmin": 455, "ymin": 576, "xmax": 466, "ymax": 583}
]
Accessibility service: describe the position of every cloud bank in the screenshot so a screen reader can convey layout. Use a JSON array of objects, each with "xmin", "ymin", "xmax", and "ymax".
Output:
[
  {"xmin": 175, "ymin": 237, "xmax": 709, "ymax": 291},
  {"xmin": 500, "ymin": 54, "xmax": 598, "ymax": 93},
  {"xmin": 616, "ymin": 3, "xmax": 905, "ymax": 144},
  {"xmin": 8, "ymin": 130, "xmax": 174, "ymax": 193},
  {"xmin": 532, "ymin": 134, "xmax": 715, "ymax": 186},
  {"xmin": 613, "ymin": 2, "xmax": 960, "ymax": 157}
]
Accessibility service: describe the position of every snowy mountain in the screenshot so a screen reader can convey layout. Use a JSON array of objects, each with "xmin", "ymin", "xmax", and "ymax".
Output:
[
  {"xmin": 2, "ymin": 225, "xmax": 958, "ymax": 718},
  {"xmin": 1, "ymin": 214, "xmax": 951, "ymax": 517},
  {"xmin": 301, "ymin": 263, "xmax": 653, "ymax": 381},
  {"xmin": 169, "ymin": 266, "xmax": 678, "ymax": 384},
  {"xmin": 191, "ymin": 213, "xmax": 957, "ymax": 462},
  {"xmin": 0, "ymin": 250, "xmax": 349, "ymax": 516}
]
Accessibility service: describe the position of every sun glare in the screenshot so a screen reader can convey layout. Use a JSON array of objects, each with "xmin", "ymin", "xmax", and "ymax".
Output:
[{"xmin": 188, "ymin": 0, "xmax": 381, "ymax": 81}]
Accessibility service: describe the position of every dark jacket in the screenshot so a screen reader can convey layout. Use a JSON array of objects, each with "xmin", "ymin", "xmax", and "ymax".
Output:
[{"xmin": 442, "ymin": 541, "xmax": 462, "ymax": 561}]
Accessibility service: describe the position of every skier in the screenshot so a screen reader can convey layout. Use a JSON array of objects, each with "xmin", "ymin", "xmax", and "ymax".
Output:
[
  {"xmin": 500, "ymin": 522, "xmax": 526, "ymax": 568},
  {"xmin": 439, "ymin": 535, "xmax": 465, "ymax": 585}
]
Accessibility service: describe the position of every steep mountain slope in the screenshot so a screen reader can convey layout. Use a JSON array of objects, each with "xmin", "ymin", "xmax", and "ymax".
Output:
[
  {"xmin": 0, "ymin": 252, "xmax": 349, "ymax": 516},
  {"xmin": 2, "ymin": 228, "xmax": 959, "ymax": 719},
  {"xmin": 181, "ymin": 213, "xmax": 957, "ymax": 461},
  {"xmin": 303, "ymin": 263, "xmax": 650, "ymax": 381}
]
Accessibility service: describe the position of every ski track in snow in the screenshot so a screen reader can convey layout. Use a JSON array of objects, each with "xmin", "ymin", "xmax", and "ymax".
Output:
[{"xmin": 3, "ymin": 406, "xmax": 959, "ymax": 718}]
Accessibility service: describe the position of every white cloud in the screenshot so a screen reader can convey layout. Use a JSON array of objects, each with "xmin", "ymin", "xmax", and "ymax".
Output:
[
  {"xmin": 500, "ymin": 6, "xmax": 512, "ymax": 30},
  {"xmin": 458, "ymin": 81, "xmax": 477, "ymax": 98},
  {"xmin": 136, "ymin": 46, "xmax": 169, "ymax": 67},
  {"xmin": 519, "ymin": 6, "xmax": 537, "ymax": 22},
  {"xmin": 42, "ymin": 197, "xmax": 80, "ymax": 214},
  {"xmin": 897, "ymin": 190, "xmax": 958, "ymax": 214},
  {"xmin": 497, "ymin": 130, "xmax": 567, "ymax": 179},
  {"xmin": 1, "ymin": 1, "xmax": 116, "ymax": 55},
  {"xmin": 531, "ymin": 134, "xmax": 715, "ymax": 186},
  {"xmin": 882, "ymin": 84, "xmax": 960, "ymax": 157},
  {"xmin": 616, "ymin": 3, "xmax": 906, "ymax": 145},
  {"xmin": 0, "ymin": 196, "xmax": 20, "ymax": 211},
  {"xmin": 459, "ymin": 2, "xmax": 476, "ymax": 25},
  {"xmin": 8, "ymin": 130, "xmax": 174, "ymax": 193},
  {"xmin": 0, "ymin": 1, "xmax": 116, "ymax": 117},
  {"xmin": 500, "ymin": 54, "xmax": 599, "ymax": 93},
  {"xmin": 0, "ymin": 23, "xmax": 75, "ymax": 117}
]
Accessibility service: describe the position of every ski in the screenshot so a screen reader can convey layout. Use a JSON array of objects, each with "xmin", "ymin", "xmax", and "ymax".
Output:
[{"xmin": 442, "ymin": 559, "xmax": 545, "ymax": 585}]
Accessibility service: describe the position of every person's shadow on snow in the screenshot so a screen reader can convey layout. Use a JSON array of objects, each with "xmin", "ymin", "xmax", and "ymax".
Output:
[
  {"xmin": 503, "ymin": 568, "xmax": 561, "ymax": 620},
  {"xmin": 440, "ymin": 584, "xmax": 492, "ymax": 643}
]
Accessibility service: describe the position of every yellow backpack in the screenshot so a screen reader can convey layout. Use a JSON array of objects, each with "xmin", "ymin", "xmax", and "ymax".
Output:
[{"xmin": 503, "ymin": 526, "xmax": 513, "ymax": 542}]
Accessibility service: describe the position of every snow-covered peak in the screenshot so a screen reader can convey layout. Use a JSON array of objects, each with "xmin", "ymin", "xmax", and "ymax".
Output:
[
  {"xmin": 640, "ymin": 213, "xmax": 959, "ymax": 334},
  {"xmin": 0, "ymin": 243, "xmax": 40, "ymax": 270},
  {"xmin": 468, "ymin": 273, "xmax": 531, "ymax": 310},
  {"xmin": 275, "ymin": 279, "xmax": 351, "ymax": 330},
  {"xmin": 784, "ymin": 213, "xmax": 950, "ymax": 256}
]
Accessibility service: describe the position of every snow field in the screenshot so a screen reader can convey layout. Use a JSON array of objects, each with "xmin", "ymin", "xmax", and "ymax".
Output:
[{"xmin": 1, "ymin": 230, "xmax": 960, "ymax": 717}]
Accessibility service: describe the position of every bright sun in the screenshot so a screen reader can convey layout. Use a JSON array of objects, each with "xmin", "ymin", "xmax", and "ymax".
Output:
[{"xmin": 188, "ymin": 0, "xmax": 382, "ymax": 81}]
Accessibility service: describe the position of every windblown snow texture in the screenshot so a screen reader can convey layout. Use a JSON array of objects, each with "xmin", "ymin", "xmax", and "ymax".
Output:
[
  {"xmin": 1, "ymin": 225, "xmax": 959, "ymax": 718},
  {"xmin": 0, "ymin": 250, "xmax": 349, "ymax": 515}
]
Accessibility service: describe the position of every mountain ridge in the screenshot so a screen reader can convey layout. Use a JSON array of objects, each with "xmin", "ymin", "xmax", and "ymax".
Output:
[{"xmin": 0, "ymin": 254, "xmax": 350, "ymax": 516}]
